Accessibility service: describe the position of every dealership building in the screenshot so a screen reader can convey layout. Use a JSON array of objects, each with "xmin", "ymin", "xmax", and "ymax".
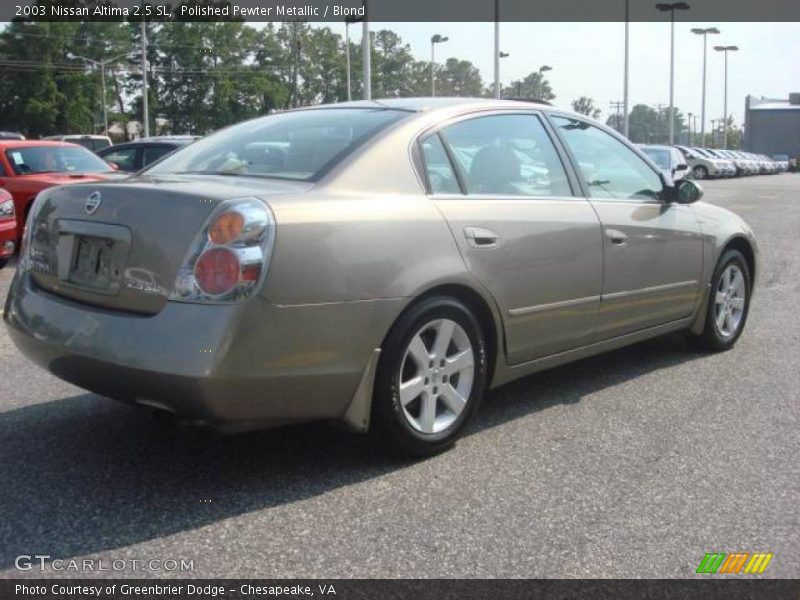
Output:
[{"xmin": 743, "ymin": 94, "xmax": 800, "ymax": 157}]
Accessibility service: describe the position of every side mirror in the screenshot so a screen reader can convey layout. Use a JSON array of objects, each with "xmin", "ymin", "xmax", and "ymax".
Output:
[{"xmin": 671, "ymin": 179, "xmax": 703, "ymax": 204}]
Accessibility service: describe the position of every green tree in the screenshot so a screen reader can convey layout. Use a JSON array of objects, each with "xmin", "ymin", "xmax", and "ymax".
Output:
[
  {"xmin": 0, "ymin": 20, "xmax": 97, "ymax": 136},
  {"xmin": 571, "ymin": 96, "xmax": 601, "ymax": 119},
  {"xmin": 502, "ymin": 71, "xmax": 555, "ymax": 101},
  {"xmin": 434, "ymin": 58, "xmax": 484, "ymax": 97}
]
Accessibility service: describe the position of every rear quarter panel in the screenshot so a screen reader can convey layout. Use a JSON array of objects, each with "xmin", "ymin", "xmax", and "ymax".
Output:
[{"xmin": 262, "ymin": 191, "xmax": 470, "ymax": 304}]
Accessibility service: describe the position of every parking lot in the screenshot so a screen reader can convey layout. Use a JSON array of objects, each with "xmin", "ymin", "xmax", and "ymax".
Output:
[{"xmin": 0, "ymin": 174, "xmax": 798, "ymax": 579}]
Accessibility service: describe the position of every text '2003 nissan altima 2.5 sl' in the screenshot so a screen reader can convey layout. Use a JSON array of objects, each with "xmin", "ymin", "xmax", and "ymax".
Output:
[{"xmin": 3, "ymin": 99, "xmax": 757, "ymax": 456}]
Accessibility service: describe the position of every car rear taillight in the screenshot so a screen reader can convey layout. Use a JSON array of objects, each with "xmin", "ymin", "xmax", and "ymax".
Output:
[
  {"xmin": 194, "ymin": 247, "xmax": 241, "ymax": 295},
  {"xmin": 170, "ymin": 197, "xmax": 275, "ymax": 303}
]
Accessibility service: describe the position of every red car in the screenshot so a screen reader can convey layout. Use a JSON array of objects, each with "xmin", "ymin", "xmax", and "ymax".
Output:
[
  {"xmin": 0, "ymin": 188, "xmax": 15, "ymax": 268},
  {"xmin": 0, "ymin": 140, "xmax": 119, "ymax": 244}
]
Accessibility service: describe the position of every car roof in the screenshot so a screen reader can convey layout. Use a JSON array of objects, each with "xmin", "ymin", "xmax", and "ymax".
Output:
[
  {"xmin": 44, "ymin": 134, "xmax": 110, "ymax": 139},
  {"xmin": 0, "ymin": 140, "xmax": 80, "ymax": 149},
  {"xmin": 299, "ymin": 97, "xmax": 561, "ymax": 114},
  {"xmin": 106, "ymin": 138, "xmax": 193, "ymax": 146}
]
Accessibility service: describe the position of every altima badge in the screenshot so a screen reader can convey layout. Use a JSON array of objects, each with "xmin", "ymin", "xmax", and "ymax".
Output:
[{"xmin": 85, "ymin": 191, "xmax": 102, "ymax": 215}]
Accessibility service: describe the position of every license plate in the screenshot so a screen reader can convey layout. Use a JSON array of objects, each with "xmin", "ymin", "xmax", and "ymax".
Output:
[{"xmin": 69, "ymin": 236, "xmax": 115, "ymax": 289}]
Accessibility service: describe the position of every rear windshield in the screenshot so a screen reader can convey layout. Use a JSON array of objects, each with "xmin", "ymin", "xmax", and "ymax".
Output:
[
  {"xmin": 147, "ymin": 108, "xmax": 410, "ymax": 181},
  {"xmin": 5, "ymin": 145, "xmax": 112, "ymax": 175}
]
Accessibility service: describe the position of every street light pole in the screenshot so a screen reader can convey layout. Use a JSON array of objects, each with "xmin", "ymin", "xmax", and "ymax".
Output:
[
  {"xmin": 536, "ymin": 65, "xmax": 552, "ymax": 100},
  {"xmin": 430, "ymin": 34, "xmax": 449, "ymax": 97},
  {"xmin": 362, "ymin": 19, "xmax": 371, "ymax": 100},
  {"xmin": 345, "ymin": 21, "xmax": 351, "ymax": 101},
  {"xmin": 714, "ymin": 44, "xmax": 738, "ymax": 149},
  {"xmin": 141, "ymin": 20, "xmax": 149, "ymax": 138},
  {"xmin": 691, "ymin": 27, "xmax": 719, "ymax": 146},
  {"xmin": 656, "ymin": 2, "xmax": 690, "ymax": 145},
  {"xmin": 493, "ymin": 0, "xmax": 500, "ymax": 99}
]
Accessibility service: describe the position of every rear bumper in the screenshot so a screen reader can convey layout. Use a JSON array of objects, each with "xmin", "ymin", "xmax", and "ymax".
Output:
[{"xmin": 4, "ymin": 272, "xmax": 402, "ymax": 427}]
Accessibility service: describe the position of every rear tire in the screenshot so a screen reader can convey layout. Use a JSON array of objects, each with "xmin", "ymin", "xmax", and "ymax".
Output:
[
  {"xmin": 691, "ymin": 249, "xmax": 751, "ymax": 352},
  {"xmin": 371, "ymin": 296, "xmax": 488, "ymax": 457},
  {"xmin": 693, "ymin": 165, "xmax": 708, "ymax": 180}
]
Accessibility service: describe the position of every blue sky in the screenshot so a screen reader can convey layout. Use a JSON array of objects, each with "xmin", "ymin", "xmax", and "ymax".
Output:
[{"xmin": 322, "ymin": 21, "xmax": 800, "ymax": 129}]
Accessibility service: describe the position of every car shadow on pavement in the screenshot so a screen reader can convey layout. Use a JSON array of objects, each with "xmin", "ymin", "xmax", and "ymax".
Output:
[{"xmin": 0, "ymin": 332, "xmax": 700, "ymax": 570}]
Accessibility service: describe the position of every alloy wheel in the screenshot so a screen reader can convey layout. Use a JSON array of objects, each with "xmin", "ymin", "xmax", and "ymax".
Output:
[
  {"xmin": 714, "ymin": 264, "xmax": 747, "ymax": 338},
  {"xmin": 398, "ymin": 318, "xmax": 475, "ymax": 434}
]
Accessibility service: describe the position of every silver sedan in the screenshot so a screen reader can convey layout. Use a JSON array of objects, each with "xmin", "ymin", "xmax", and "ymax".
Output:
[{"xmin": 4, "ymin": 98, "xmax": 757, "ymax": 455}]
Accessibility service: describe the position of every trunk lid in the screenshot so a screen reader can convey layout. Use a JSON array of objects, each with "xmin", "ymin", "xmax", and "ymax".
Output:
[{"xmin": 27, "ymin": 174, "xmax": 309, "ymax": 314}]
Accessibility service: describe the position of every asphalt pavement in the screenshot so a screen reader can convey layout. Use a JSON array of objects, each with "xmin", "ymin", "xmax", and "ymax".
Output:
[{"xmin": 1, "ymin": 174, "xmax": 798, "ymax": 579}]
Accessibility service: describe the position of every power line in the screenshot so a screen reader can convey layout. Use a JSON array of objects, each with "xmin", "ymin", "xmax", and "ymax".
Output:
[
  {"xmin": 2, "ymin": 28, "xmax": 275, "ymax": 52},
  {"xmin": 0, "ymin": 60, "xmax": 289, "ymax": 74}
]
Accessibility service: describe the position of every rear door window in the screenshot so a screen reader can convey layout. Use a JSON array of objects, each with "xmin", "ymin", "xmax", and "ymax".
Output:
[
  {"xmin": 438, "ymin": 113, "xmax": 572, "ymax": 197},
  {"xmin": 102, "ymin": 146, "xmax": 139, "ymax": 171},
  {"xmin": 142, "ymin": 144, "xmax": 176, "ymax": 167},
  {"xmin": 420, "ymin": 134, "xmax": 461, "ymax": 194}
]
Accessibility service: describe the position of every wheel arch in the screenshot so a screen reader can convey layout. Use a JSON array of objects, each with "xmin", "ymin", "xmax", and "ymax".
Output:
[
  {"xmin": 341, "ymin": 280, "xmax": 505, "ymax": 434},
  {"xmin": 404, "ymin": 283, "xmax": 502, "ymax": 385},
  {"xmin": 691, "ymin": 233, "xmax": 757, "ymax": 335},
  {"xmin": 723, "ymin": 235, "xmax": 756, "ymax": 288}
]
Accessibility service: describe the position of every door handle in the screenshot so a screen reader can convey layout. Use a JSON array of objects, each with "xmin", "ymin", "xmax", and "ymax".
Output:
[
  {"xmin": 605, "ymin": 228, "xmax": 628, "ymax": 247},
  {"xmin": 464, "ymin": 226, "xmax": 499, "ymax": 248}
]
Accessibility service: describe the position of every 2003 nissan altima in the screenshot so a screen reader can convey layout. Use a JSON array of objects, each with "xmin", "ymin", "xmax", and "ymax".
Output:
[{"xmin": 3, "ymin": 99, "xmax": 757, "ymax": 455}]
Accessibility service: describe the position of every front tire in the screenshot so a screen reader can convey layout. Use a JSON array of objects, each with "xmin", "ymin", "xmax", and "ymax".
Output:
[
  {"xmin": 691, "ymin": 249, "xmax": 751, "ymax": 351},
  {"xmin": 371, "ymin": 296, "xmax": 488, "ymax": 456}
]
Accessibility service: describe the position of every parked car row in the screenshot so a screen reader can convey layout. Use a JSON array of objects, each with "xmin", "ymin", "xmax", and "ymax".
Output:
[
  {"xmin": 0, "ymin": 134, "xmax": 202, "ymax": 270},
  {"xmin": 96, "ymin": 136, "xmax": 199, "ymax": 172},
  {"xmin": 0, "ymin": 140, "xmax": 124, "ymax": 252},
  {"xmin": 675, "ymin": 146, "xmax": 786, "ymax": 179}
]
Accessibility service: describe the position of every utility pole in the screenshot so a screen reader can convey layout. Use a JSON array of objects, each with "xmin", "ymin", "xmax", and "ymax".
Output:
[
  {"xmin": 687, "ymin": 111, "xmax": 693, "ymax": 145},
  {"xmin": 610, "ymin": 101, "xmax": 625, "ymax": 132},
  {"xmin": 141, "ymin": 20, "xmax": 149, "ymax": 138},
  {"xmin": 623, "ymin": 0, "xmax": 630, "ymax": 138}
]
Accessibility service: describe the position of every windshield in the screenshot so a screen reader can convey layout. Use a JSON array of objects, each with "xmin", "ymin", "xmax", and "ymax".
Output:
[
  {"xmin": 147, "ymin": 108, "xmax": 410, "ymax": 181},
  {"xmin": 5, "ymin": 145, "xmax": 112, "ymax": 175},
  {"xmin": 640, "ymin": 147, "xmax": 670, "ymax": 169}
]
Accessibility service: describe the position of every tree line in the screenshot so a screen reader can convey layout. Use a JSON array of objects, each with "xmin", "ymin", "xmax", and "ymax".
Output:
[
  {"xmin": 0, "ymin": 19, "xmax": 555, "ymax": 139},
  {"xmin": 1, "ymin": 16, "xmax": 739, "ymax": 146}
]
